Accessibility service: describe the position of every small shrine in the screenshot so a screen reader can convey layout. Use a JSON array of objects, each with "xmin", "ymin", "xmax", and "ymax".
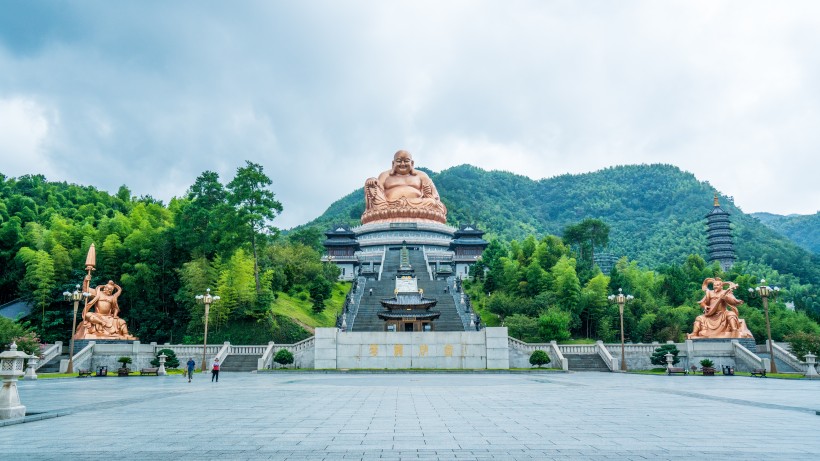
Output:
[{"xmin": 378, "ymin": 276, "xmax": 440, "ymax": 332}]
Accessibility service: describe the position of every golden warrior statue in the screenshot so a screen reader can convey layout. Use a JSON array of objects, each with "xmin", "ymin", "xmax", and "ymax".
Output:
[
  {"xmin": 687, "ymin": 277, "xmax": 753, "ymax": 339},
  {"xmin": 361, "ymin": 150, "xmax": 447, "ymax": 224},
  {"xmin": 74, "ymin": 244, "xmax": 137, "ymax": 340}
]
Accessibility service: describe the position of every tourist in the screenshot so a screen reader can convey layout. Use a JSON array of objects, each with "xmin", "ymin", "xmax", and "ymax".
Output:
[
  {"xmin": 211, "ymin": 358, "xmax": 220, "ymax": 382},
  {"xmin": 186, "ymin": 357, "xmax": 195, "ymax": 382}
]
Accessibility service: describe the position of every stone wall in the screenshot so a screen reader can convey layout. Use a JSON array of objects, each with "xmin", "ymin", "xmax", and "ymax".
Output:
[{"xmin": 314, "ymin": 327, "xmax": 508, "ymax": 369}]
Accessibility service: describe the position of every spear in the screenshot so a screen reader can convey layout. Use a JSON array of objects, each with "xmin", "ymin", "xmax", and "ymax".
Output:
[{"xmin": 85, "ymin": 243, "xmax": 96, "ymax": 276}]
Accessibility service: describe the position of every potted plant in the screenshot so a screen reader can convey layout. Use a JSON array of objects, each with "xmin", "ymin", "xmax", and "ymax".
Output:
[
  {"xmin": 117, "ymin": 356, "xmax": 132, "ymax": 376},
  {"xmin": 700, "ymin": 358, "xmax": 715, "ymax": 376}
]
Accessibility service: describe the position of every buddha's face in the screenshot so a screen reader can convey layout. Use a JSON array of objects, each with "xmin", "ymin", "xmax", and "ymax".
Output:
[{"xmin": 392, "ymin": 151, "xmax": 414, "ymax": 175}]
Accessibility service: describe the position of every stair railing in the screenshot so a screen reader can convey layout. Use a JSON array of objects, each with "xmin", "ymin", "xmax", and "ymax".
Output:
[
  {"xmin": 771, "ymin": 342, "xmax": 806, "ymax": 372},
  {"xmin": 62, "ymin": 341, "xmax": 95, "ymax": 373},
  {"xmin": 422, "ymin": 247, "xmax": 433, "ymax": 280},
  {"xmin": 596, "ymin": 340, "xmax": 617, "ymax": 371},
  {"xmin": 732, "ymin": 340, "xmax": 766, "ymax": 371},
  {"xmin": 377, "ymin": 250, "xmax": 386, "ymax": 280},
  {"xmin": 258, "ymin": 341, "xmax": 276, "ymax": 370},
  {"xmin": 37, "ymin": 341, "xmax": 62, "ymax": 370},
  {"xmin": 212, "ymin": 342, "xmax": 231, "ymax": 369}
]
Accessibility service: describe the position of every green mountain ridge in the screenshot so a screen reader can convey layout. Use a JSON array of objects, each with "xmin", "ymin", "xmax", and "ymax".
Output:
[
  {"xmin": 304, "ymin": 163, "xmax": 820, "ymax": 286},
  {"xmin": 750, "ymin": 212, "xmax": 820, "ymax": 255}
]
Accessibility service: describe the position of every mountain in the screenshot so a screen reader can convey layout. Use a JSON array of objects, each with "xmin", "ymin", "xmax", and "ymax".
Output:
[
  {"xmin": 303, "ymin": 164, "xmax": 820, "ymax": 286},
  {"xmin": 750, "ymin": 212, "xmax": 820, "ymax": 255}
]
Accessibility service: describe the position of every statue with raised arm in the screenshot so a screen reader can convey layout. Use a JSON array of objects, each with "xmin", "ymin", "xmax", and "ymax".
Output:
[
  {"xmin": 73, "ymin": 243, "xmax": 137, "ymax": 340},
  {"xmin": 687, "ymin": 277, "xmax": 753, "ymax": 339},
  {"xmin": 361, "ymin": 150, "xmax": 448, "ymax": 224}
]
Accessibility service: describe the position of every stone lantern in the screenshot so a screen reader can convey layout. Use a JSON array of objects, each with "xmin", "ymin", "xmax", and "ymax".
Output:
[{"xmin": 1, "ymin": 342, "xmax": 35, "ymax": 420}]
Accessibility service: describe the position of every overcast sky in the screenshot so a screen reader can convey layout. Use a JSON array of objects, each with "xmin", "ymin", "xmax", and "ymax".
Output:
[{"xmin": 1, "ymin": 1, "xmax": 818, "ymax": 228}]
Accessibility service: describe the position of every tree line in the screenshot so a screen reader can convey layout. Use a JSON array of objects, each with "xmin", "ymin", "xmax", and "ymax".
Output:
[
  {"xmin": 0, "ymin": 164, "xmax": 337, "ymax": 347},
  {"xmin": 468, "ymin": 218, "xmax": 820, "ymax": 345}
]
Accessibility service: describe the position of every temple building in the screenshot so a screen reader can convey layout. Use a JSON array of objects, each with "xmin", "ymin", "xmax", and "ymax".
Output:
[
  {"xmin": 323, "ymin": 150, "xmax": 488, "ymax": 332},
  {"xmin": 705, "ymin": 194, "xmax": 736, "ymax": 271}
]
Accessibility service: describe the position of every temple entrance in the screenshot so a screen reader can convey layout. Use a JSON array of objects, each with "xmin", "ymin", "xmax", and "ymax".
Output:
[{"xmin": 404, "ymin": 323, "xmax": 414, "ymax": 332}]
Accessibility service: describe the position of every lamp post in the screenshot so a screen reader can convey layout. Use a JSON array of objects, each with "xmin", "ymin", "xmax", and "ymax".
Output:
[
  {"xmin": 608, "ymin": 288, "xmax": 634, "ymax": 371},
  {"xmin": 62, "ymin": 284, "xmax": 87, "ymax": 374},
  {"xmin": 195, "ymin": 289, "xmax": 220, "ymax": 374},
  {"xmin": 748, "ymin": 279, "xmax": 779, "ymax": 373}
]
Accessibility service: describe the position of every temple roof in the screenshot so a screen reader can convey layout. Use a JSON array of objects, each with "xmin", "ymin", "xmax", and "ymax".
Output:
[{"xmin": 378, "ymin": 310, "xmax": 441, "ymax": 321}]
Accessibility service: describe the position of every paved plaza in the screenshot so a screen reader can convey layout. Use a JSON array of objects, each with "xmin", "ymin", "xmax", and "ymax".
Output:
[{"xmin": 2, "ymin": 371, "xmax": 819, "ymax": 460}]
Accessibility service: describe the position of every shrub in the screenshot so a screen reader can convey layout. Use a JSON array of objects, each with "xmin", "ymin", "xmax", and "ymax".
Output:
[
  {"xmin": 529, "ymin": 350, "xmax": 551, "ymax": 368},
  {"xmin": 785, "ymin": 332, "xmax": 820, "ymax": 361},
  {"xmin": 699, "ymin": 358, "xmax": 714, "ymax": 368},
  {"xmin": 650, "ymin": 344, "xmax": 680, "ymax": 367},
  {"xmin": 118, "ymin": 356, "xmax": 132, "ymax": 368},
  {"xmin": 150, "ymin": 348, "xmax": 180, "ymax": 369},
  {"xmin": 273, "ymin": 349, "xmax": 295, "ymax": 368}
]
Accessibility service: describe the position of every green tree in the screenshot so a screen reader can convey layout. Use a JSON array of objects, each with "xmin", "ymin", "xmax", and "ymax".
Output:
[
  {"xmin": 537, "ymin": 308, "xmax": 572, "ymax": 342},
  {"xmin": 16, "ymin": 247, "xmax": 56, "ymax": 334},
  {"xmin": 650, "ymin": 344, "xmax": 681, "ymax": 367},
  {"xmin": 551, "ymin": 256, "xmax": 581, "ymax": 323},
  {"xmin": 274, "ymin": 349, "xmax": 295, "ymax": 368},
  {"xmin": 150, "ymin": 348, "xmax": 181, "ymax": 369},
  {"xmin": 529, "ymin": 349, "xmax": 551, "ymax": 367},
  {"xmin": 227, "ymin": 161, "xmax": 283, "ymax": 294}
]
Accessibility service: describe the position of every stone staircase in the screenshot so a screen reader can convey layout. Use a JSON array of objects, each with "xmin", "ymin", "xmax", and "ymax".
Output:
[
  {"xmin": 219, "ymin": 354, "xmax": 261, "ymax": 372},
  {"xmin": 38, "ymin": 354, "xmax": 68, "ymax": 373},
  {"xmin": 350, "ymin": 247, "xmax": 467, "ymax": 332},
  {"xmin": 565, "ymin": 353, "xmax": 610, "ymax": 372}
]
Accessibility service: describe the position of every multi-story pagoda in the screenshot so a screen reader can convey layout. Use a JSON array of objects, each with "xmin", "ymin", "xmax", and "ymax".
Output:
[{"xmin": 705, "ymin": 194, "xmax": 736, "ymax": 271}]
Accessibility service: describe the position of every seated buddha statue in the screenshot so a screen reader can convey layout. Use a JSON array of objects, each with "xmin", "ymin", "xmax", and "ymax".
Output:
[{"xmin": 361, "ymin": 150, "xmax": 447, "ymax": 224}]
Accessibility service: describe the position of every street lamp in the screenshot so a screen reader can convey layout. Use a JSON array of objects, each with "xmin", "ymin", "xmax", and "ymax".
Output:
[
  {"xmin": 608, "ymin": 288, "xmax": 634, "ymax": 372},
  {"xmin": 748, "ymin": 279, "xmax": 780, "ymax": 373},
  {"xmin": 195, "ymin": 289, "xmax": 220, "ymax": 374},
  {"xmin": 62, "ymin": 284, "xmax": 88, "ymax": 374}
]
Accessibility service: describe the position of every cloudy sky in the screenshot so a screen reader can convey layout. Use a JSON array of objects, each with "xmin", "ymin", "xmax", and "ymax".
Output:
[{"xmin": 1, "ymin": 1, "xmax": 818, "ymax": 228}]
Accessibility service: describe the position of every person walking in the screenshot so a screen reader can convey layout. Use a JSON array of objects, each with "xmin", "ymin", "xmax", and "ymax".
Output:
[
  {"xmin": 186, "ymin": 357, "xmax": 195, "ymax": 383},
  {"xmin": 211, "ymin": 358, "xmax": 220, "ymax": 382}
]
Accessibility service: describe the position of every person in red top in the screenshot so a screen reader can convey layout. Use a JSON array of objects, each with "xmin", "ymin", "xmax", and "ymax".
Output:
[{"xmin": 211, "ymin": 358, "xmax": 220, "ymax": 382}]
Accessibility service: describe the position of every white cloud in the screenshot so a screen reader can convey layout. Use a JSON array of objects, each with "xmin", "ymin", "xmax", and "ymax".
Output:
[
  {"xmin": 1, "ymin": 1, "xmax": 819, "ymax": 225},
  {"xmin": 0, "ymin": 96, "xmax": 55, "ymax": 178}
]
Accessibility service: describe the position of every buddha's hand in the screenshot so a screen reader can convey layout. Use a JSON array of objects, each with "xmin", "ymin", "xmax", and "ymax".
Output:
[{"xmin": 365, "ymin": 177, "xmax": 379, "ymax": 188}]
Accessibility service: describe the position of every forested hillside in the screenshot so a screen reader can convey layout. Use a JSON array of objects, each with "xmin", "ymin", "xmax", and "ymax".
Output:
[
  {"xmin": 0, "ymin": 168, "xmax": 339, "ymax": 346},
  {"xmin": 2, "ymin": 162, "xmax": 819, "ymax": 349},
  {"xmin": 306, "ymin": 164, "xmax": 820, "ymax": 287},
  {"xmin": 751, "ymin": 212, "xmax": 820, "ymax": 255}
]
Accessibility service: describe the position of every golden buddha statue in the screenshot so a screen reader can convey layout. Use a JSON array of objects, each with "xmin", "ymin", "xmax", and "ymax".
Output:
[{"xmin": 361, "ymin": 150, "xmax": 447, "ymax": 224}]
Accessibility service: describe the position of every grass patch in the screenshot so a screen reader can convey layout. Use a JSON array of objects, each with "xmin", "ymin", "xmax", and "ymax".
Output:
[
  {"xmin": 558, "ymin": 338, "xmax": 597, "ymax": 345},
  {"xmin": 270, "ymin": 282, "xmax": 348, "ymax": 329}
]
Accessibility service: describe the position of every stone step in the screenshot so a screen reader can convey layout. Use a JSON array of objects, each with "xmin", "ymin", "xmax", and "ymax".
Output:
[
  {"xmin": 220, "ymin": 354, "xmax": 261, "ymax": 372},
  {"xmin": 565, "ymin": 353, "xmax": 611, "ymax": 372},
  {"xmin": 350, "ymin": 248, "xmax": 466, "ymax": 332},
  {"xmin": 38, "ymin": 354, "xmax": 69, "ymax": 373}
]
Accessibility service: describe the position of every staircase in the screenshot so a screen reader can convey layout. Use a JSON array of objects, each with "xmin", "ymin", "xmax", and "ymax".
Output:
[
  {"xmin": 350, "ymin": 247, "xmax": 467, "ymax": 332},
  {"xmin": 219, "ymin": 354, "xmax": 261, "ymax": 372},
  {"xmin": 565, "ymin": 353, "xmax": 610, "ymax": 372},
  {"xmin": 38, "ymin": 354, "xmax": 68, "ymax": 373}
]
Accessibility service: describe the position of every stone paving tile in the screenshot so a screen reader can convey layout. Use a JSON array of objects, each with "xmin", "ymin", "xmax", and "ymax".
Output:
[{"xmin": 1, "ymin": 372, "xmax": 819, "ymax": 460}]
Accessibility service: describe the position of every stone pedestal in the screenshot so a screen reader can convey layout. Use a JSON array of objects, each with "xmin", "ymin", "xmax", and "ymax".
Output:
[
  {"xmin": 805, "ymin": 353, "xmax": 818, "ymax": 379},
  {"xmin": 23, "ymin": 357, "xmax": 38, "ymax": 380},
  {"xmin": 158, "ymin": 353, "xmax": 167, "ymax": 376},
  {"xmin": 0, "ymin": 343, "xmax": 32, "ymax": 420}
]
